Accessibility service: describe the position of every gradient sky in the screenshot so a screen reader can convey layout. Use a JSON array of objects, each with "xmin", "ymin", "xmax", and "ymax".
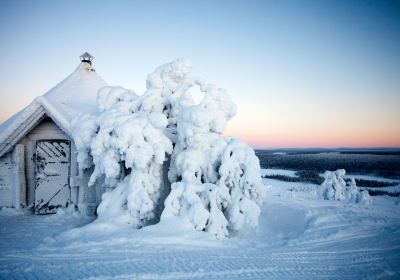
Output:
[{"xmin": 0, "ymin": 0, "xmax": 399, "ymax": 148}]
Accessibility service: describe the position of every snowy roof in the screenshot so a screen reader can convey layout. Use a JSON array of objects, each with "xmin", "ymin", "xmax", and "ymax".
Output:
[{"xmin": 0, "ymin": 61, "xmax": 107, "ymax": 157}]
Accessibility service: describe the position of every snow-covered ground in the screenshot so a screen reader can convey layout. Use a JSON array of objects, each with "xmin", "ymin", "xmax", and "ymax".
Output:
[
  {"xmin": 344, "ymin": 174, "xmax": 400, "ymax": 194},
  {"xmin": 359, "ymin": 185, "xmax": 400, "ymax": 194},
  {"xmin": 263, "ymin": 168, "xmax": 400, "ymax": 193},
  {"xmin": 345, "ymin": 174, "xmax": 399, "ymax": 183},
  {"xmin": 260, "ymin": 168, "xmax": 298, "ymax": 177},
  {"xmin": 1, "ymin": 178, "xmax": 399, "ymax": 279}
]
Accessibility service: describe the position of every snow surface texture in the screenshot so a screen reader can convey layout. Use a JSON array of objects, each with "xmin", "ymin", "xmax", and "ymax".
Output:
[
  {"xmin": 1, "ymin": 176, "xmax": 399, "ymax": 279},
  {"xmin": 319, "ymin": 169, "xmax": 372, "ymax": 205},
  {"xmin": 72, "ymin": 59, "xmax": 265, "ymax": 238}
]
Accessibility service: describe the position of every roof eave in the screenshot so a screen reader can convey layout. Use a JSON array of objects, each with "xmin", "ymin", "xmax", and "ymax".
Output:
[
  {"xmin": 0, "ymin": 98, "xmax": 74, "ymax": 158},
  {"xmin": 0, "ymin": 103, "xmax": 46, "ymax": 157}
]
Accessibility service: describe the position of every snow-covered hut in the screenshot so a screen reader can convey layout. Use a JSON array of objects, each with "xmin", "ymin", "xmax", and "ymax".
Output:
[{"xmin": 0, "ymin": 53, "xmax": 107, "ymax": 214}]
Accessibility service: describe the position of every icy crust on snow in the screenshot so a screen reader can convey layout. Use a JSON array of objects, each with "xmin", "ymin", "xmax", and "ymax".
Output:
[
  {"xmin": 72, "ymin": 59, "xmax": 265, "ymax": 238},
  {"xmin": 319, "ymin": 169, "xmax": 372, "ymax": 205}
]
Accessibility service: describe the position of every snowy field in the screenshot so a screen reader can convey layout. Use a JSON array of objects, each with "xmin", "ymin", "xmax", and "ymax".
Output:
[
  {"xmin": 344, "ymin": 174, "xmax": 400, "ymax": 194},
  {"xmin": 262, "ymin": 168, "xmax": 400, "ymax": 194},
  {"xmin": 260, "ymin": 168, "xmax": 298, "ymax": 177},
  {"xmin": 1, "ymin": 177, "xmax": 400, "ymax": 279}
]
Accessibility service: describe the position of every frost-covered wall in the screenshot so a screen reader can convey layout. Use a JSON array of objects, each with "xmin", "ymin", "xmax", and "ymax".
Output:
[
  {"xmin": 0, "ymin": 152, "xmax": 13, "ymax": 207},
  {"xmin": 0, "ymin": 115, "xmax": 105, "ymax": 212},
  {"xmin": 17, "ymin": 116, "xmax": 73, "ymax": 206}
]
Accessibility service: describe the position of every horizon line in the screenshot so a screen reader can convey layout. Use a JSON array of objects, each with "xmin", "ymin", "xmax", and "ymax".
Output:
[{"xmin": 252, "ymin": 146, "xmax": 400, "ymax": 150}]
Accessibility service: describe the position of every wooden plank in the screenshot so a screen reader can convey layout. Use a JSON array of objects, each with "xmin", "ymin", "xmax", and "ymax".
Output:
[{"xmin": 12, "ymin": 144, "xmax": 26, "ymax": 208}]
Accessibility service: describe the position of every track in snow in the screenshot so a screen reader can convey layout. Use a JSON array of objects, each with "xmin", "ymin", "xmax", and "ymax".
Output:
[{"xmin": 1, "ymin": 180, "xmax": 399, "ymax": 279}]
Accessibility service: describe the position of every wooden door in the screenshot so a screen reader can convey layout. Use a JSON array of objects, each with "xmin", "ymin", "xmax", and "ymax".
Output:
[{"xmin": 34, "ymin": 140, "xmax": 71, "ymax": 214}]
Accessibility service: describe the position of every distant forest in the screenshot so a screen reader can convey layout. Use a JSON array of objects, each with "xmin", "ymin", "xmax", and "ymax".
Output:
[{"xmin": 256, "ymin": 149, "xmax": 400, "ymax": 179}]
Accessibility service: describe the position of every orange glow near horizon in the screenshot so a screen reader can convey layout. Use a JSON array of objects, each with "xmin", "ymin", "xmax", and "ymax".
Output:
[
  {"xmin": 1, "ymin": 95, "xmax": 400, "ymax": 149},
  {"xmin": 223, "ymin": 102, "xmax": 400, "ymax": 149},
  {"xmin": 224, "ymin": 126, "xmax": 400, "ymax": 149}
]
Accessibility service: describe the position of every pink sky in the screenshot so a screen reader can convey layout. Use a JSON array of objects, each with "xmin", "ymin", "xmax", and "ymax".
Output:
[{"xmin": 1, "ymin": 1, "xmax": 399, "ymax": 149}]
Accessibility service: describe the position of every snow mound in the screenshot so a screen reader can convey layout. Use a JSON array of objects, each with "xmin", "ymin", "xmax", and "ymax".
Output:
[
  {"xmin": 72, "ymin": 58, "xmax": 265, "ymax": 238},
  {"xmin": 0, "ymin": 207, "xmax": 30, "ymax": 216},
  {"xmin": 319, "ymin": 169, "xmax": 372, "ymax": 205},
  {"xmin": 52, "ymin": 204, "xmax": 84, "ymax": 218}
]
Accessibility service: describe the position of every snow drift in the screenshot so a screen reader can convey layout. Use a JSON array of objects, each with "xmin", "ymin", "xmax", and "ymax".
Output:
[
  {"xmin": 72, "ymin": 59, "xmax": 266, "ymax": 238},
  {"xmin": 319, "ymin": 169, "xmax": 372, "ymax": 205}
]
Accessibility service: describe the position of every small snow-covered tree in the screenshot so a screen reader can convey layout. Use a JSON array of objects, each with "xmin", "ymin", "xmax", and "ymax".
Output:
[
  {"xmin": 319, "ymin": 169, "xmax": 347, "ymax": 201},
  {"xmin": 345, "ymin": 178, "xmax": 372, "ymax": 205},
  {"xmin": 72, "ymin": 59, "xmax": 266, "ymax": 237},
  {"xmin": 319, "ymin": 169, "xmax": 372, "ymax": 205}
]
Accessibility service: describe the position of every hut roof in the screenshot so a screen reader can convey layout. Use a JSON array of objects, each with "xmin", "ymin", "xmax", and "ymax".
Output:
[{"xmin": 0, "ymin": 60, "xmax": 107, "ymax": 157}]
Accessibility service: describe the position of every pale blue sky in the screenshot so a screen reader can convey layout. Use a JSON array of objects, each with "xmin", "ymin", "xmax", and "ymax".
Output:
[{"xmin": 0, "ymin": 0, "xmax": 399, "ymax": 147}]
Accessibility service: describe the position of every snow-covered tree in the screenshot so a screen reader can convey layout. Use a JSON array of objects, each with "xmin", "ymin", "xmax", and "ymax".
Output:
[
  {"xmin": 319, "ymin": 169, "xmax": 372, "ymax": 205},
  {"xmin": 72, "ymin": 59, "xmax": 266, "ymax": 237},
  {"xmin": 345, "ymin": 178, "xmax": 373, "ymax": 205}
]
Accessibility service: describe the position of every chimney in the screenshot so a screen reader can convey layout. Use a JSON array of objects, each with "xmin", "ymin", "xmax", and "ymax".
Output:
[{"xmin": 80, "ymin": 52, "xmax": 94, "ymax": 65}]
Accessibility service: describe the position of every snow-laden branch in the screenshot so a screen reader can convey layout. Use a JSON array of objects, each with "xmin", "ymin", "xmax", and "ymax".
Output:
[{"xmin": 72, "ymin": 59, "xmax": 265, "ymax": 237}]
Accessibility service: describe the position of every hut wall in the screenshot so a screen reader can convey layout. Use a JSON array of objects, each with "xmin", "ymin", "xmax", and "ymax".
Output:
[{"xmin": 0, "ymin": 152, "xmax": 13, "ymax": 207}]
